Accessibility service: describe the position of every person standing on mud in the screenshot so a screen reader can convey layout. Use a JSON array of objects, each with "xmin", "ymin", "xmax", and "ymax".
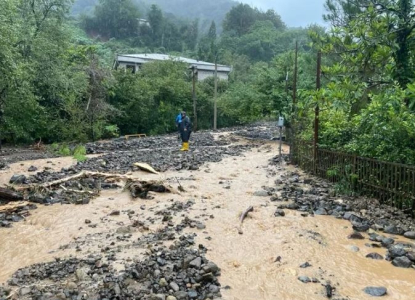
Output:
[{"xmin": 179, "ymin": 111, "xmax": 192, "ymax": 151}]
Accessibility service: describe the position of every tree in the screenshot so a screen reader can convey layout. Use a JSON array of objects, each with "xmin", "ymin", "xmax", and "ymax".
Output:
[
  {"xmin": 223, "ymin": 4, "xmax": 285, "ymax": 37},
  {"xmin": 208, "ymin": 21, "xmax": 217, "ymax": 41},
  {"xmin": 83, "ymin": 0, "xmax": 140, "ymax": 39},
  {"xmin": 180, "ymin": 19, "xmax": 199, "ymax": 51},
  {"xmin": 323, "ymin": 0, "xmax": 415, "ymax": 95},
  {"xmin": 148, "ymin": 4, "xmax": 164, "ymax": 46}
]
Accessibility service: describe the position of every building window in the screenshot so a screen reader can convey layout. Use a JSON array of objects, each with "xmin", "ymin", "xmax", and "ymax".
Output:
[{"xmin": 126, "ymin": 65, "xmax": 135, "ymax": 74}]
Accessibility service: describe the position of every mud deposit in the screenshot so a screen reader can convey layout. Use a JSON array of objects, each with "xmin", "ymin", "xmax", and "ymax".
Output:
[{"xmin": 1, "ymin": 126, "xmax": 415, "ymax": 300}]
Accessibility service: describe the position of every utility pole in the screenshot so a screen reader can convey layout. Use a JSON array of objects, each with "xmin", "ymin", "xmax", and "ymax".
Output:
[
  {"xmin": 290, "ymin": 41, "xmax": 298, "ymax": 158},
  {"xmin": 314, "ymin": 51, "xmax": 322, "ymax": 174},
  {"xmin": 213, "ymin": 59, "xmax": 218, "ymax": 130},
  {"xmin": 192, "ymin": 66, "xmax": 198, "ymax": 132}
]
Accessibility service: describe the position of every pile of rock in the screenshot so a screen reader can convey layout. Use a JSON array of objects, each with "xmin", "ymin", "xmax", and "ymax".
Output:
[
  {"xmin": 271, "ymin": 170, "xmax": 415, "ymax": 270},
  {"xmin": 85, "ymin": 132, "xmax": 229, "ymax": 154},
  {"xmin": 0, "ymin": 203, "xmax": 37, "ymax": 228},
  {"xmin": 1, "ymin": 234, "xmax": 222, "ymax": 300},
  {"xmin": 80, "ymin": 145, "xmax": 253, "ymax": 174}
]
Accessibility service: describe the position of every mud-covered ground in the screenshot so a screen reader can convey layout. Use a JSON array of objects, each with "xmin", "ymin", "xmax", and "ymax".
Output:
[{"xmin": 0, "ymin": 124, "xmax": 415, "ymax": 300}]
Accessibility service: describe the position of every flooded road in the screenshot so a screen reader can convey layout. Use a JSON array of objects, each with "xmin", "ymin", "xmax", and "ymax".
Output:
[{"xmin": 0, "ymin": 142, "xmax": 415, "ymax": 299}]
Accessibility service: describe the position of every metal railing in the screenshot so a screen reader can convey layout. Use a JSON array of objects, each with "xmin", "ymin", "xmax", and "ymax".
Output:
[{"xmin": 292, "ymin": 140, "xmax": 415, "ymax": 216}]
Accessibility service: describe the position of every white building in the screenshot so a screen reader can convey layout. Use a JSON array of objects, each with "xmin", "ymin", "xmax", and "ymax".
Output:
[{"xmin": 113, "ymin": 54, "xmax": 232, "ymax": 81}]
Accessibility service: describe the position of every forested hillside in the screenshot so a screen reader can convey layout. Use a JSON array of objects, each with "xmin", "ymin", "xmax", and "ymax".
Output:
[
  {"xmin": 72, "ymin": 0, "xmax": 237, "ymax": 32},
  {"xmin": 1, "ymin": 0, "xmax": 415, "ymax": 165}
]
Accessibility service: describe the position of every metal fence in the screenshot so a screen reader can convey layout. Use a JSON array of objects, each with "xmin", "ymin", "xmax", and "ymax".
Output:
[{"xmin": 292, "ymin": 140, "xmax": 415, "ymax": 216}]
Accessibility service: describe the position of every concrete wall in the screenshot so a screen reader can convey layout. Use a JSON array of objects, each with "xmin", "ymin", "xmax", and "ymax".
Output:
[
  {"xmin": 197, "ymin": 70, "xmax": 229, "ymax": 81},
  {"xmin": 117, "ymin": 62, "xmax": 229, "ymax": 81}
]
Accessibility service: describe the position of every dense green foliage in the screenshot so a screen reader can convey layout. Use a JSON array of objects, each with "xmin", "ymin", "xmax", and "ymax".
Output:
[
  {"xmin": 2, "ymin": 0, "xmax": 415, "ymax": 165},
  {"xmin": 295, "ymin": 0, "xmax": 415, "ymax": 164},
  {"xmin": 72, "ymin": 0, "xmax": 237, "ymax": 33}
]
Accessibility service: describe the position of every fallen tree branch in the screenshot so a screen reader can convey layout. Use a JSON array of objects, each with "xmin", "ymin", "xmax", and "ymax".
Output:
[
  {"xmin": 40, "ymin": 171, "xmax": 134, "ymax": 188},
  {"xmin": 237, "ymin": 206, "xmax": 254, "ymax": 234},
  {"xmin": 175, "ymin": 177, "xmax": 185, "ymax": 192}
]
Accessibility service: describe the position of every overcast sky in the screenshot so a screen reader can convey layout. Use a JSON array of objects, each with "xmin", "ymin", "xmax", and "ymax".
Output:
[{"xmin": 240, "ymin": 0, "xmax": 327, "ymax": 27}]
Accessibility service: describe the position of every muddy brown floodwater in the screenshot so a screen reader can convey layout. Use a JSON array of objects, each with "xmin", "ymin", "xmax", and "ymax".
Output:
[{"xmin": 1, "ymin": 141, "xmax": 415, "ymax": 299}]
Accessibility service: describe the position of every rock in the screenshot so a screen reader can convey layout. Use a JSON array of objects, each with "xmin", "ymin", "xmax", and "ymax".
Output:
[
  {"xmin": 274, "ymin": 209, "xmax": 285, "ymax": 217},
  {"xmin": 166, "ymin": 297, "xmax": 177, "ymax": 300},
  {"xmin": 314, "ymin": 208, "xmax": 327, "ymax": 215},
  {"xmin": 188, "ymin": 290, "xmax": 198, "ymax": 298},
  {"xmin": 182, "ymin": 255, "xmax": 196, "ymax": 269},
  {"xmin": 349, "ymin": 246, "xmax": 360, "ymax": 252},
  {"xmin": 116, "ymin": 226, "xmax": 133, "ymax": 234},
  {"xmin": 381, "ymin": 237, "xmax": 395, "ymax": 247},
  {"xmin": 253, "ymin": 190, "xmax": 269, "ymax": 197},
  {"xmin": 56, "ymin": 292, "xmax": 66, "ymax": 299},
  {"xmin": 114, "ymin": 283, "xmax": 121, "ymax": 295},
  {"xmin": 388, "ymin": 245, "xmax": 407, "ymax": 258},
  {"xmin": 201, "ymin": 272, "xmax": 215, "ymax": 282},
  {"xmin": 189, "ymin": 257, "xmax": 202, "ymax": 269},
  {"xmin": 196, "ymin": 222, "xmax": 206, "ymax": 230},
  {"xmin": 407, "ymin": 251, "xmax": 415, "ymax": 262},
  {"xmin": 203, "ymin": 262, "xmax": 220, "ymax": 274},
  {"xmin": 404, "ymin": 231, "xmax": 415, "ymax": 240},
  {"xmin": 363, "ymin": 287, "xmax": 387, "ymax": 297},
  {"xmin": 20, "ymin": 287, "xmax": 31, "ymax": 296},
  {"xmin": 75, "ymin": 268, "xmax": 89, "ymax": 282},
  {"xmin": 9, "ymin": 175, "xmax": 26, "ymax": 184},
  {"xmin": 109, "ymin": 210, "xmax": 120, "ymax": 216},
  {"xmin": 28, "ymin": 166, "xmax": 38, "ymax": 172},
  {"xmin": 348, "ymin": 232, "xmax": 365, "ymax": 240},
  {"xmin": 366, "ymin": 253, "xmax": 384, "ymax": 260},
  {"xmin": 300, "ymin": 262, "xmax": 311, "ymax": 268},
  {"xmin": 159, "ymin": 278, "xmax": 168, "ymax": 287},
  {"xmin": 170, "ymin": 282, "xmax": 180, "ymax": 292},
  {"xmin": 298, "ymin": 276, "xmax": 311, "ymax": 283},
  {"xmin": 209, "ymin": 284, "xmax": 220, "ymax": 293},
  {"xmin": 174, "ymin": 291, "xmax": 188, "ymax": 300},
  {"xmin": 384, "ymin": 225, "xmax": 404, "ymax": 235},
  {"xmin": 352, "ymin": 223, "xmax": 370, "ymax": 232},
  {"xmin": 343, "ymin": 212, "xmax": 353, "ymax": 220},
  {"xmin": 286, "ymin": 203, "xmax": 299, "ymax": 210},
  {"xmin": 66, "ymin": 281, "xmax": 78, "ymax": 291},
  {"xmin": 152, "ymin": 294, "xmax": 166, "ymax": 300},
  {"xmin": 392, "ymin": 256, "xmax": 412, "ymax": 268},
  {"xmin": 85, "ymin": 219, "xmax": 91, "ymax": 224}
]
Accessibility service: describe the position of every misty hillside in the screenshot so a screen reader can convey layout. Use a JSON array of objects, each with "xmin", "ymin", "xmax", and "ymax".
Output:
[{"xmin": 72, "ymin": 0, "xmax": 237, "ymax": 31}]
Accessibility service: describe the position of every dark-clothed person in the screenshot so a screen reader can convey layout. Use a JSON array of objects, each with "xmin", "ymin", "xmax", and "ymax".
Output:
[{"xmin": 179, "ymin": 111, "xmax": 191, "ymax": 151}]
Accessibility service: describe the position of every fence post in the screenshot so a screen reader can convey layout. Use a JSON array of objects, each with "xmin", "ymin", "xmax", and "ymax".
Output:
[
  {"xmin": 314, "ymin": 51, "xmax": 321, "ymax": 174},
  {"xmin": 290, "ymin": 41, "xmax": 298, "ymax": 160},
  {"xmin": 352, "ymin": 155, "xmax": 357, "ymax": 191}
]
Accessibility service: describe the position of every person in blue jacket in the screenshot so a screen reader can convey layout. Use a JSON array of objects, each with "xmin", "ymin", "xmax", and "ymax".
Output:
[{"xmin": 175, "ymin": 112, "xmax": 182, "ymax": 140}]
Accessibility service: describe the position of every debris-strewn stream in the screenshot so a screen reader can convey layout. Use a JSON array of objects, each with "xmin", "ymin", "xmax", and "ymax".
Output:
[{"xmin": 1, "ymin": 125, "xmax": 415, "ymax": 300}]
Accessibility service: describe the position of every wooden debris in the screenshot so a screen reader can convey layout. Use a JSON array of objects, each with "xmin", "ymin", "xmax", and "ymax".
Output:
[
  {"xmin": 133, "ymin": 163, "xmax": 159, "ymax": 174},
  {"xmin": 0, "ymin": 187, "xmax": 24, "ymax": 201},
  {"xmin": 237, "ymin": 205, "xmax": 254, "ymax": 234}
]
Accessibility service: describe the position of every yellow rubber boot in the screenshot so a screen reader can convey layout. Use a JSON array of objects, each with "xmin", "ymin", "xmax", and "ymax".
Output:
[{"xmin": 180, "ymin": 142, "xmax": 189, "ymax": 151}]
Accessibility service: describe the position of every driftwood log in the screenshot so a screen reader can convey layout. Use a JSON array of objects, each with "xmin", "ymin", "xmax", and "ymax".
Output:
[
  {"xmin": 237, "ymin": 206, "xmax": 254, "ymax": 234},
  {"xmin": 12, "ymin": 171, "xmax": 175, "ymax": 199},
  {"xmin": 0, "ymin": 187, "xmax": 23, "ymax": 201}
]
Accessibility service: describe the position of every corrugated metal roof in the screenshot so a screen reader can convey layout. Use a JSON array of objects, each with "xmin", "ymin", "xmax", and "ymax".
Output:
[{"xmin": 116, "ymin": 54, "xmax": 232, "ymax": 72}]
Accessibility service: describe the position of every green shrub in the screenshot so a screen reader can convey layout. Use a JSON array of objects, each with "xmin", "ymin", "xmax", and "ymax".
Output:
[
  {"xmin": 58, "ymin": 145, "xmax": 71, "ymax": 156},
  {"xmin": 103, "ymin": 125, "xmax": 120, "ymax": 138},
  {"xmin": 73, "ymin": 145, "xmax": 87, "ymax": 162}
]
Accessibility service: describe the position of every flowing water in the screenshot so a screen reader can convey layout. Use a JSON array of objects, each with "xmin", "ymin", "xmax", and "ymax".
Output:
[{"xmin": 1, "ymin": 143, "xmax": 415, "ymax": 299}]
